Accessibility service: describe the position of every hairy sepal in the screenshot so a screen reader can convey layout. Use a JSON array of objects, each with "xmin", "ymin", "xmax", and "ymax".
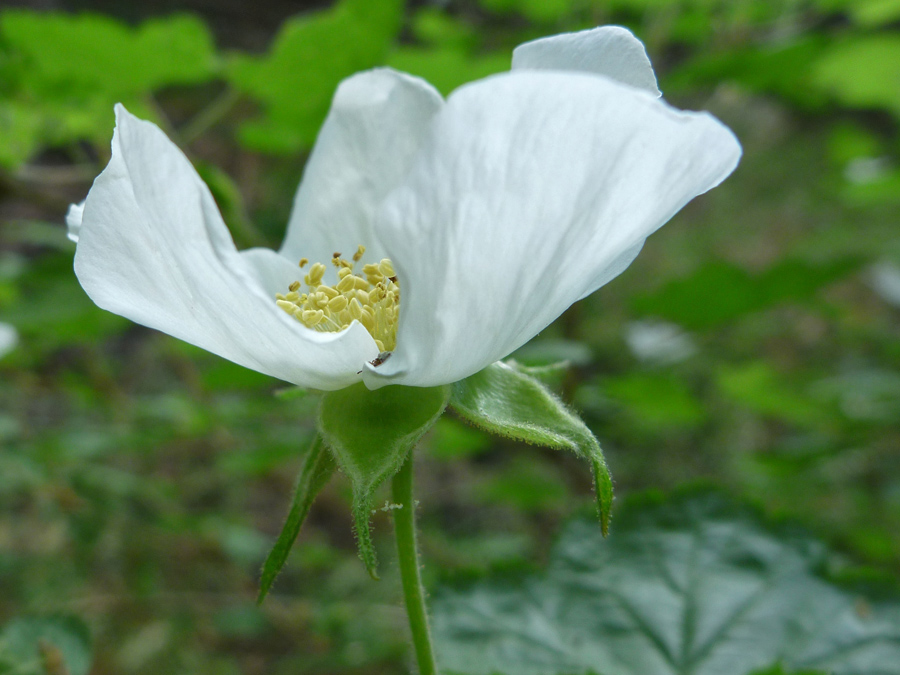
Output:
[
  {"xmin": 450, "ymin": 361, "xmax": 613, "ymax": 535},
  {"xmin": 318, "ymin": 382, "xmax": 450, "ymax": 578},
  {"xmin": 258, "ymin": 435, "xmax": 335, "ymax": 603}
]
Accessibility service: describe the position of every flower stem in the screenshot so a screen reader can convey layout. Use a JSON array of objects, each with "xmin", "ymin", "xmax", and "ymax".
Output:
[{"xmin": 392, "ymin": 452, "xmax": 438, "ymax": 675}]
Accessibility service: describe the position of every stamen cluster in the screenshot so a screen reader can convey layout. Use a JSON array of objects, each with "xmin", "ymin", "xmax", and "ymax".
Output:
[{"xmin": 276, "ymin": 245, "xmax": 400, "ymax": 352}]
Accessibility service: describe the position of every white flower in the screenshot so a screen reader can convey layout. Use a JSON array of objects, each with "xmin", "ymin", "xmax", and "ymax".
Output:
[
  {"xmin": 625, "ymin": 320, "xmax": 697, "ymax": 364},
  {"xmin": 0, "ymin": 322, "xmax": 17, "ymax": 359},
  {"xmin": 68, "ymin": 26, "xmax": 740, "ymax": 391}
]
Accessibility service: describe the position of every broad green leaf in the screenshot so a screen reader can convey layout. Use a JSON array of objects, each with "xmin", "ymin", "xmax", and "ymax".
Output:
[
  {"xmin": 600, "ymin": 372, "xmax": 707, "ymax": 433},
  {"xmin": 318, "ymin": 382, "xmax": 449, "ymax": 578},
  {"xmin": 0, "ymin": 615, "xmax": 92, "ymax": 675},
  {"xmin": 473, "ymin": 456, "xmax": 569, "ymax": 514},
  {"xmin": 0, "ymin": 11, "xmax": 216, "ymax": 94},
  {"xmin": 410, "ymin": 8, "xmax": 478, "ymax": 49},
  {"xmin": 666, "ymin": 37, "xmax": 829, "ymax": 110},
  {"xmin": 386, "ymin": 46, "xmax": 509, "ymax": 96},
  {"xmin": 258, "ymin": 436, "xmax": 336, "ymax": 603},
  {"xmin": 631, "ymin": 258, "xmax": 860, "ymax": 330},
  {"xmin": 748, "ymin": 665, "xmax": 830, "ymax": 675},
  {"xmin": 0, "ymin": 11, "xmax": 216, "ymax": 165},
  {"xmin": 477, "ymin": 0, "xmax": 580, "ymax": 23},
  {"xmin": 450, "ymin": 361, "xmax": 613, "ymax": 535},
  {"xmin": 812, "ymin": 36, "xmax": 900, "ymax": 118},
  {"xmin": 842, "ymin": 167, "xmax": 900, "ymax": 206},
  {"xmin": 848, "ymin": 0, "xmax": 900, "ymax": 26},
  {"xmin": 226, "ymin": 0, "xmax": 403, "ymax": 153},
  {"xmin": 427, "ymin": 417, "xmax": 493, "ymax": 460},
  {"xmin": 433, "ymin": 489, "xmax": 900, "ymax": 675},
  {"xmin": 0, "ymin": 101, "xmax": 42, "ymax": 168},
  {"xmin": 717, "ymin": 362, "xmax": 831, "ymax": 429}
]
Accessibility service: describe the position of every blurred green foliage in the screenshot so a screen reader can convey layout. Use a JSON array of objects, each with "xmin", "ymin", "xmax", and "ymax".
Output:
[
  {"xmin": 1, "ymin": 0, "xmax": 900, "ymax": 673},
  {"xmin": 226, "ymin": 0, "xmax": 404, "ymax": 153},
  {"xmin": 433, "ymin": 489, "xmax": 900, "ymax": 675}
]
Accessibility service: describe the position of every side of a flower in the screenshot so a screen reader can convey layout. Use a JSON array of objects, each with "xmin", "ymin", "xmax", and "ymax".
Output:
[{"xmin": 67, "ymin": 25, "xmax": 740, "ymax": 392}]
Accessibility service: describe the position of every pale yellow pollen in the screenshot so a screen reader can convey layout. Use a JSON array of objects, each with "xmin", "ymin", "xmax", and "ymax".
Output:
[
  {"xmin": 378, "ymin": 259, "xmax": 395, "ymax": 278},
  {"xmin": 328, "ymin": 295, "xmax": 348, "ymax": 312},
  {"xmin": 276, "ymin": 247, "xmax": 400, "ymax": 353}
]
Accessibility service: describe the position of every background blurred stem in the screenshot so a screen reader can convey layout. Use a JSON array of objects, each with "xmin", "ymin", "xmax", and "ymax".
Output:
[
  {"xmin": 392, "ymin": 452, "xmax": 438, "ymax": 675},
  {"xmin": 181, "ymin": 87, "xmax": 241, "ymax": 145}
]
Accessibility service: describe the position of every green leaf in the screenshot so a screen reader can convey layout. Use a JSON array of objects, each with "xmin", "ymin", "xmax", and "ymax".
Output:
[
  {"xmin": 631, "ymin": 258, "xmax": 860, "ymax": 330},
  {"xmin": 226, "ymin": 0, "xmax": 403, "ymax": 153},
  {"xmin": 848, "ymin": 0, "xmax": 900, "ymax": 27},
  {"xmin": 601, "ymin": 372, "xmax": 707, "ymax": 433},
  {"xmin": 0, "ymin": 11, "xmax": 216, "ymax": 94},
  {"xmin": 717, "ymin": 362, "xmax": 830, "ymax": 429},
  {"xmin": 318, "ymin": 382, "xmax": 449, "ymax": 578},
  {"xmin": 0, "ymin": 615, "xmax": 92, "ymax": 675},
  {"xmin": 257, "ymin": 436, "xmax": 336, "ymax": 604},
  {"xmin": 666, "ymin": 37, "xmax": 829, "ymax": 110},
  {"xmin": 450, "ymin": 361, "xmax": 613, "ymax": 535},
  {"xmin": 432, "ymin": 489, "xmax": 900, "ymax": 675},
  {"xmin": 0, "ymin": 11, "xmax": 217, "ymax": 165},
  {"xmin": 813, "ymin": 36, "xmax": 900, "ymax": 118},
  {"xmin": 386, "ymin": 46, "xmax": 509, "ymax": 97}
]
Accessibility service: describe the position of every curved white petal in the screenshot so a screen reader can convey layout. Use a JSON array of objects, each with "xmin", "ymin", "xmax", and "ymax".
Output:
[
  {"xmin": 74, "ymin": 105, "xmax": 377, "ymax": 390},
  {"xmin": 512, "ymin": 26, "xmax": 661, "ymax": 97},
  {"xmin": 365, "ymin": 71, "xmax": 740, "ymax": 388},
  {"xmin": 279, "ymin": 68, "xmax": 443, "ymax": 277},
  {"xmin": 66, "ymin": 201, "xmax": 84, "ymax": 243}
]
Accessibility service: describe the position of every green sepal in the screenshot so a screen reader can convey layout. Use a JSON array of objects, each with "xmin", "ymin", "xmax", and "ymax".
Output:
[
  {"xmin": 318, "ymin": 382, "xmax": 450, "ymax": 579},
  {"xmin": 505, "ymin": 358, "xmax": 571, "ymax": 389},
  {"xmin": 257, "ymin": 435, "xmax": 335, "ymax": 604},
  {"xmin": 450, "ymin": 361, "xmax": 613, "ymax": 535}
]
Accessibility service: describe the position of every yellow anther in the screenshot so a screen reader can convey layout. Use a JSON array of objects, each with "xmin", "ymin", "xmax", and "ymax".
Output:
[
  {"xmin": 336, "ymin": 274, "xmax": 356, "ymax": 293},
  {"xmin": 276, "ymin": 299, "xmax": 296, "ymax": 315},
  {"xmin": 302, "ymin": 309, "xmax": 325, "ymax": 326},
  {"xmin": 305, "ymin": 263, "xmax": 325, "ymax": 286},
  {"xmin": 349, "ymin": 297, "xmax": 364, "ymax": 320},
  {"xmin": 276, "ymin": 245, "xmax": 399, "ymax": 352},
  {"xmin": 328, "ymin": 295, "xmax": 348, "ymax": 312},
  {"xmin": 378, "ymin": 259, "xmax": 395, "ymax": 278}
]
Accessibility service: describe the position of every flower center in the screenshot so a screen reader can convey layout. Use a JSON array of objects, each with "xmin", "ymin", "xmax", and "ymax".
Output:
[{"xmin": 275, "ymin": 245, "xmax": 399, "ymax": 353}]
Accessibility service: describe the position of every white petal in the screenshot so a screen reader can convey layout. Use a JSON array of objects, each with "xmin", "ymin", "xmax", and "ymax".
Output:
[
  {"xmin": 279, "ymin": 68, "xmax": 442, "ymax": 275},
  {"xmin": 365, "ymin": 71, "xmax": 740, "ymax": 388},
  {"xmin": 74, "ymin": 105, "xmax": 377, "ymax": 390},
  {"xmin": 0, "ymin": 322, "xmax": 18, "ymax": 359},
  {"xmin": 66, "ymin": 201, "xmax": 84, "ymax": 243},
  {"xmin": 512, "ymin": 26, "xmax": 661, "ymax": 97}
]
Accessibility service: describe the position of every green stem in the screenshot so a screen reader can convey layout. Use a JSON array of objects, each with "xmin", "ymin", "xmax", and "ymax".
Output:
[{"xmin": 392, "ymin": 452, "xmax": 438, "ymax": 675}]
